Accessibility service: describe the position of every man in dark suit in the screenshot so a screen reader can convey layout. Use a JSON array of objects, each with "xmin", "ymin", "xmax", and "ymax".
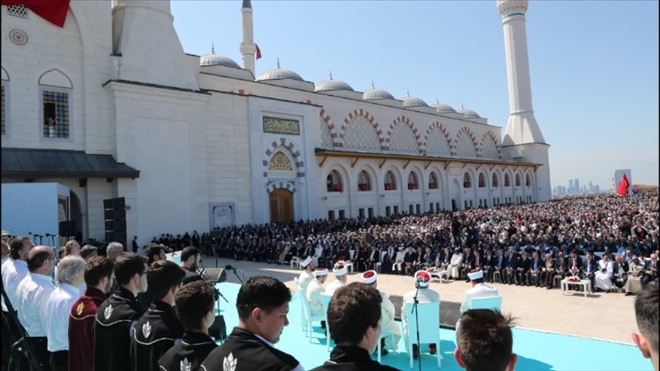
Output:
[
  {"xmin": 516, "ymin": 251, "xmax": 531, "ymax": 286},
  {"xmin": 381, "ymin": 245, "xmax": 396, "ymax": 274},
  {"xmin": 483, "ymin": 249, "xmax": 497, "ymax": 283},
  {"xmin": 642, "ymin": 253, "xmax": 658, "ymax": 285},
  {"xmin": 567, "ymin": 250, "xmax": 583, "ymax": 277},
  {"xmin": 581, "ymin": 251, "xmax": 598, "ymax": 289},
  {"xmin": 491, "ymin": 249, "xmax": 506, "ymax": 283},
  {"xmin": 460, "ymin": 247, "xmax": 475, "ymax": 282},
  {"xmin": 504, "ymin": 249, "xmax": 519, "ymax": 285},
  {"xmin": 540, "ymin": 252, "xmax": 557, "ymax": 289},
  {"xmin": 527, "ymin": 251, "xmax": 543, "ymax": 287}
]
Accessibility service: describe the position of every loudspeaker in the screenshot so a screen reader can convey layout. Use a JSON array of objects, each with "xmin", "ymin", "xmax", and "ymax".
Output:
[
  {"xmin": 59, "ymin": 221, "xmax": 75, "ymax": 237},
  {"xmin": 201, "ymin": 268, "xmax": 227, "ymax": 283}
]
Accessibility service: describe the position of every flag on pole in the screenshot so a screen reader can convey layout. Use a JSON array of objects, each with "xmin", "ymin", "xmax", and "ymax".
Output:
[
  {"xmin": 616, "ymin": 173, "xmax": 630, "ymax": 196},
  {"xmin": 2, "ymin": 0, "xmax": 71, "ymax": 27},
  {"xmin": 255, "ymin": 44, "xmax": 262, "ymax": 60}
]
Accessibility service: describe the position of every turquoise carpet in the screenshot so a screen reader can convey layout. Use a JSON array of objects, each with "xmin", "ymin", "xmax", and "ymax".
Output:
[{"xmin": 215, "ymin": 282, "xmax": 651, "ymax": 371}]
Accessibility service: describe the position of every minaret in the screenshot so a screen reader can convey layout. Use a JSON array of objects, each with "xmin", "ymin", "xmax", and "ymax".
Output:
[
  {"xmin": 240, "ymin": 0, "xmax": 257, "ymax": 77},
  {"xmin": 111, "ymin": 0, "xmax": 198, "ymax": 90},
  {"xmin": 496, "ymin": 0, "xmax": 551, "ymax": 201}
]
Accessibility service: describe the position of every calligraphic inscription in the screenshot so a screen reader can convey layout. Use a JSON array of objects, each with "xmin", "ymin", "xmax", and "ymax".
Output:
[{"xmin": 263, "ymin": 116, "xmax": 300, "ymax": 135}]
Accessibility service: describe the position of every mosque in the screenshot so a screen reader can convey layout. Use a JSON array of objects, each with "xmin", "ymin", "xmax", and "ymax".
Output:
[{"xmin": 0, "ymin": 0, "xmax": 551, "ymax": 246}]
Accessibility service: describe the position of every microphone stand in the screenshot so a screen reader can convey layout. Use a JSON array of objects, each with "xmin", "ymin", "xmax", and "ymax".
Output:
[
  {"xmin": 411, "ymin": 283, "xmax": 423, "ymax": 371},
  {"xmin": 230, "ymin": 268, "xmax": 244, "ymax": 285}
]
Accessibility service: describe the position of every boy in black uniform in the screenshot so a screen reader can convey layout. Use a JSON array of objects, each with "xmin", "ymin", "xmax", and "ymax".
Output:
[
  {"xmin": 93, "ymin": 252, "xmax": 148, "ymax": 371},
  {"xmin": 158, "ymin": 280, "xmax": 218, "ymax": 371},
  {"xmin": 130, "ymin": 260, "xmax": 186, "ymax": 371},
  {"xmin": 310, "ymin": 282, "xmax": 399, "ymax": 371},
  {"xmin": 201, "ymin": 276, "xmax": 304, "ymax": 371}
]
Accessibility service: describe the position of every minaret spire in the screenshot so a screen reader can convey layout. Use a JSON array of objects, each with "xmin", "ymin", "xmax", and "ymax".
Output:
[{"xmin": 240, "ymin": 0, "xmax": 257, "ymax": 77}]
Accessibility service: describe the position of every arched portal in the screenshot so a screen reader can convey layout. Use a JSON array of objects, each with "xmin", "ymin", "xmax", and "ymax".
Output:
[{"xmin": 269, "ymin": 189, "xmax": 294, "ymax": 224}]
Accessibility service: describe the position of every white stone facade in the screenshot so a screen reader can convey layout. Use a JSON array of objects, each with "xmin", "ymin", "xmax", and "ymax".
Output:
[{"xmin": 1, "ymin": 1, "xmax": 549, "ymax": 245}]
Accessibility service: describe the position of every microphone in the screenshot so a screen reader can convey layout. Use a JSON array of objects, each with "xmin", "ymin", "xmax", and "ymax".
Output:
[{"xmin": 225, "ymin": 265, "xmax": 241, "ymax": 273}]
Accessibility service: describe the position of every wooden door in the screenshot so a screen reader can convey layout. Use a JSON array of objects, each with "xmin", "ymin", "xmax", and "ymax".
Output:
[{"xmin": 269, "ymin": 189, "xmax": 294, "ymax": 224}]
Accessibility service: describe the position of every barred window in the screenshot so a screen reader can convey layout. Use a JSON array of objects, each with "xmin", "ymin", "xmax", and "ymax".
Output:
[
  {"xmin": 42, "ymin": 90, "xmax": 70, "ymax": 139},
  {"xmin": 1, "ymin": 84, "xmax": 6, "ymax": 136},
  {"xmin": 7, "ymin": 5, "xmax": 28, "ymax": 18}
]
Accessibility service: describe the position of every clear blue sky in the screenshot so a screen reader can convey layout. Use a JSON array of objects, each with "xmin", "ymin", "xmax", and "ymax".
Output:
[{"xmin": 170, "ymin": 1, "xmax": 659, "ymax": 191}]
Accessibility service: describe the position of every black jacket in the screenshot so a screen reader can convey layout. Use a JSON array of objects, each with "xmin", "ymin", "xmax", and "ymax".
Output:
[
  {"xmin": 130, "ymin": 299, "xmax": 185, "ymax": 371},
  {"xmin": 309, "ymin": 345, "xmax": 400, "ymax": 371},
  {"xmin": 158, "ymin": 331, "xmax": 217, "ymax": 371}
]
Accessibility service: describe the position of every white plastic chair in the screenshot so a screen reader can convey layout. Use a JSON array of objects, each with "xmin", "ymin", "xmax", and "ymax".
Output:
[
  {"xmin": 375, "ymin": 250, "xmax": 387, "ymax": 272},
  {"xmin": 320, "ymin": 293, "xmax": 333, "ymax": 351},
  {"xmin": 294, "ymin": 277, "xmax": 305, "ymax": 327},
  {"xmin": 299, "ymin": 284, "xmax": 325, "ymax": 341},
  {"xmin": 290, "ymin": 256, "xmax": 302, "ymax": 269},
  {"xmin": 404, "ymin": 302, "xmax": 441, "ymax": 368},
  {"xmin": 468, "ymin": 296, "xmax": 503, "ymax": 310}
]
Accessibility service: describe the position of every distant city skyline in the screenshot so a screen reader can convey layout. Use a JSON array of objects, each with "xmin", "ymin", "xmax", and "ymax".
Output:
[{"xmin": 553, "ymin": 177, "xmax": 603, "ymax": 196}]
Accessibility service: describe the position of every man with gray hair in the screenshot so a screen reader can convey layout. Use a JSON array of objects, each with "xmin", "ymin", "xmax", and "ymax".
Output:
[
  {"xmin": 44, "ymin": 256, "xmax": 86, "ymax": 371},
  {"xmin": 106, "ymin": 242, "xmax": 124, "ymax": 261}
]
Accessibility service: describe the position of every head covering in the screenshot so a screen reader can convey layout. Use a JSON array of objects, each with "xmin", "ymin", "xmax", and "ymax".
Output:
[
  {"xmin": 361, "ymin": 270, "xmax": 377, "ymax": 285},
  {"xmin": 468, "ymin": 270, "xmax": 484, "ymax": 281},
  {"xmin": 301, "ymin": 256, "xmax": 313, "ymax": 267},
  {"xmin": 315, "ymin": 268, "xmax": 328, "ymax": 277},
  {"xmin": 398, "ymin": 246, "xmax": 404, "ymax": 250},
  {"xmin": 414, "ymin": 270, "xmax": 431, "ymax": 288},
  {"xmin": 333, "ymin": 261, "xmax": 348, "ymax": 277}
]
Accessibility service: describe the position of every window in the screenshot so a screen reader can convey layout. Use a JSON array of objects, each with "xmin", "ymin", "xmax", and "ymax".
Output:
[
  {"xmin": 407, "ymin": 172, "xmax": 418, "ymax": 190},
  {"xmin": 525, "ymin": 173, "xmax": 531, "ymax": 187},
  {"xmin": 338, "ymin": 210, "xmax": 345, "ymax": 219},
  {"xmin": 492, "ymin": 173, "xmax": 499, "ymax": 187},
  {"xmin": 1, "ymin": 83, "xmax": 6, "ymax": 136},
  {"xmin": 42, "ymin": 89, "xmax": 70, "ymax": 139},
  {"xmin": 359, "ymin": 208, "xmax": 365, "ymax": 218},
  {"xmin": 478, "ymin": 173, "xmax": 486, "ymax": 188},
  {"xmin": 429, "ymin": 203, "xmax": 434, "ymax": 213},
  {"xmin": 358, "ymin": 171, "xmax": 371, "ymax": 191},
  {"xmin": 515, "ymin": 173, "xmax": 521, "ymax": 187},
  {"xmin": 326, "ymin": 170, "xmax": 343, "ymax": 193},
  {"xmin": 393, "ymin": 205, "xmax": 399, "ymax": 215},
  {"xmin": 504, "ymin": 174, "xmax": 511, "ymax": 187},
  {"xmin": 7, "ymin": 5, "xmax": 28, "ymax": 18},
  {"xmin": 385, "ymin": 206, "xmax": 391, "ymax": 217},
  {"xmin": 416, "ymin": 204, "xmax": 421, "ymax": 214},
  {"xmin": 328, "ymin": 210, "xmax": 335, "ymax": 221},
  {"xmin": 368, "ymin": 207, "xmax": 374, "ymax": 218},
  {"xmin": 463, "ymin": 173, "xmax": 472, "ymax": 188},
  {"xmin": 384, "ymin": 171, "xmax": 396, "ymax": 191},
  {"xmin": 429, "ymin": 172, "xmax": 438, "ymax": 189},
  {"xmin": 409, "ymin": 204, "xmax": 414, "ymax": 214}
]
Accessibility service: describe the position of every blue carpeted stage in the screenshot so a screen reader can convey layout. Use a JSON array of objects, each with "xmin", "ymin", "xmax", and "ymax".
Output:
[{"xmin": 215, "ymin": 282, "xmax": 651, "ymax": 371}]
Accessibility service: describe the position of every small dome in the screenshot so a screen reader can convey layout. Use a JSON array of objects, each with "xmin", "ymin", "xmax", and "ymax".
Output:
[
  {"xmin": 200, "ymin": 53, "xmax": 241, "ymax": 69},
  {"xmin": 402, "ymin": 96, "xmax": 428, "ymax": 108},
  {"xmin": 257, "ymin": 67, "xmax": 304, "ymax": 82},
  {"xmin": 457, "ymin": 108, "xmax": 480, "ymax": 118},
  {"xmin": 363, "ymin": 87, "xmax": 394, "ymax": 100},
  {"xmin": 434, "ymin": 103, "xmax": 456, "ymax": 113},
  {"xmin": 315, "ymin": 78, "xmax": 354, "ymax": 92}
]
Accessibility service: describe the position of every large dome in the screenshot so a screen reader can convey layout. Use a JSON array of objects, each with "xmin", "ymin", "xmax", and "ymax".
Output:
[
  {"xmin": 257, "ymin": 67, "xmax": 304, "ymax": 82},
  {"xmin": 402, "ymin": 95, "xmax": 428, "ymax": 108},
  {"xmin": 363, "ymin": 87, "xmax": 394, "ymax": 100},
  {"xmin": 458, "ymin": 108, "xmax": 480, "ymax": 118},
  {"xmin": 200, "ymin": 53, "xmax": 241, "ymax": 69},
  {"xmin": 315, "ymin": 77, "xmax": 354, "ymax": 92}
]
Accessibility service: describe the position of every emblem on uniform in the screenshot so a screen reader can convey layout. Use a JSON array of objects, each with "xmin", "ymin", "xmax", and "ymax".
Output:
[
  {"xmin": 142, "ymin": 321, "xmax": 152, "ymax": 338},
  {"xmin": 223, "ymin": 352, "xmax": 237, "ymax": 371},
  {"xmin": 104, "ymin": 304, "xmax": 113, "ymax": 320},
  {"xmin": 76, "ymin": 302, "xmax": 84, "ymax": 316},
  {"xmin": 180, "ymin": 357, "xmax": 191, "ymax": 371}
]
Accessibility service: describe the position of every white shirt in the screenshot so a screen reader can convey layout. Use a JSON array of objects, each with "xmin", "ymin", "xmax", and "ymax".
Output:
[
  {"xmin": 1, "ymin": 259, "xmax": 29, "ymax": 312},
  {"xmin": 16, "ymin": 272, "xmax": 56, "ymax": 336},
  {"xmin": 298, "ymin": 270, "xmax": 314, "ymax": 294},
  {"xmin": 324, "ymin": 278, "xmax": 345, "ymax": 297},
  {"xmin": 401, "ymin": 287, "xmax": 441, "ymax": 329},
  {"xmin": 305, "ymin": 279, "xmax": 325, "ymax": 317},
  {"xmin": 44, "ymin": 283, "xmax": 82, "ymax": 351},
  {"xmin": 460, "ymin": 283, "xmax": 500, "ymax": 313}
]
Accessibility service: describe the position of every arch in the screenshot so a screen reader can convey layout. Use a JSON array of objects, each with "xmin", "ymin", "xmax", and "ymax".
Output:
[
  {"xmin": 338, "ymin": 109, "xmax": 385, "ymax": 150},
  {"xmin": 478, "ymin": 172, "xmax": 486, "ymax": 188},
  {"xmin": 480, "ymin": 131, "xmax": 501, "ymax": 159},
  {"xmin": 1, "ymin": 67, "xmax": 8, "ymax": 81},
  {"xmin": 386, "ymin": 115, "xmax": 422, "ymax": 153},
  {"xmin": 525, "ymin": 172, "xmax": 532, "ymax": 187},
  {"xmin": 318, "ymin": 107, "xmax": 337, "ymax": 148},
  {"xmin": 455, "ymin": 127, "xmax": 478, "ymax": 158},
  {"xmin": 491, "ymin": 172, "xmax": 499, "ymax": 188},
  {"xmin": 268, "ymin": 151, "xmax": 293, "ymax": 171},
  {"xmin": 429, "ymin": 171, "xmax": 439, "ymax": 189},
  {"xmin": 384, "ymin": 169, "xmax": 399, "ymax": 191},
  {"xmin": 263, "ymin": 138, "xmax": 305, "ymax": 177},
  {"xmin": 504, "ymin": 173, "xmax": 511, "ymax": 187},
  {"xmin": 515, "ymin": 172, "xmax": 522, "ymax": 187},
  {"xmin": 266, "ymin": 180, "xmax": 297, "ymax": 194},
  {"xmin": 357, "ymin": 169, "xmax": 372, "ymax": 191},
  {"xmin": 326, "ymin": 169, "xmax": 344, "ymax": 193},
  {"xmin": 423, "ymin": 122, "xmax": 454, "ymax": 156},
  {"xmin": 463, "ymin": 172, "xmax": 472, "ymax": 188},
  {"xmin": 38, "ymin": 68, "xmax": 73, "ymax": 88},
  {"xmin": 407, "ymin": 169, "xmax": 420, "ymax": 190}
]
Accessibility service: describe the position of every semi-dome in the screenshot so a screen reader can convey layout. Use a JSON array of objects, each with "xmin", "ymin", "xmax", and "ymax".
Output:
[
  {"xmin": 402, "ymin": 95, "xmax": 428, "ymax": 108},
  {"xmin": 457, "ymin": 108, "xmax": 480, "ymax": 118},
  {"xmin": 315, "ymin": 73, "xmax": 354, "ymax": 92},
  {"xmin": 363, "ymin": 83, "xmax": 394, "ymax": 100},
  {"xmin": 257, "ymin": 60, "xmax": 304, "ymax": 81},
  {"xmin": 200, "ymin": 53, "xmax": 241, "ymax": 69}
]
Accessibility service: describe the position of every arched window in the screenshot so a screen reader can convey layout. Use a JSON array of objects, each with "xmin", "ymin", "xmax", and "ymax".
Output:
[
  {"xmin": 358, "ymin": 171, "xmax": 371, "ymax": 191},
  {"xmin": 384, "ymin": 171, "xmax": 396, "ymax": 190},
  {"xmin": 478, "ymin": 173, "xmax": 486, "ymax": 188},
  {"xmin": 492, "ymin": 173, "xmax": 499, "ymax": 188},
  {"xmin": 515, "ymin": 173, "xmax": 521, "ymax": 187},
  {"xmin": 504, "ymin": 173, "xmax": 511, "ymax": 187},
  {"xmin": 39, "ymin": 69, "xmax": 73, "ymax": 139},
  {"xmin": 429, "ymin": 172, "xmax": 439, "ymax": 189},
  {"xmin": 525, "ymin": 173, "xmax": 531, "ymax": 187},
  {"xmin": 463, "ymin": 173, "xmax": 472, "ymax": 188},
  {"xmin": 327, "ymin": 170, "xmax": 343, "ymax": 193},
  {"xmin": 407, "ymin": 172, "xmax": 419, "ymax": 190}
]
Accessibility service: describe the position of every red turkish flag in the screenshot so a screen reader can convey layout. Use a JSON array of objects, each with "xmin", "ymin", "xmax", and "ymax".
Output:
[
  {"xmin": 616, "ymin": 173, "xmax": 630, "ymax": 196},
  {"xmin": 255, "ymin": 43, "xmax": 262, "ymax": 60},
  {"xmin": 2, "ymin": 0, "xmax": 71, "ymax": 28}
]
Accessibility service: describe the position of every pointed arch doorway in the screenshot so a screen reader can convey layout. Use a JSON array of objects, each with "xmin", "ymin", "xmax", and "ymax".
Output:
[{"xmin": 269, "ymin": 189, "xmax": 294, "ymax": 224}]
